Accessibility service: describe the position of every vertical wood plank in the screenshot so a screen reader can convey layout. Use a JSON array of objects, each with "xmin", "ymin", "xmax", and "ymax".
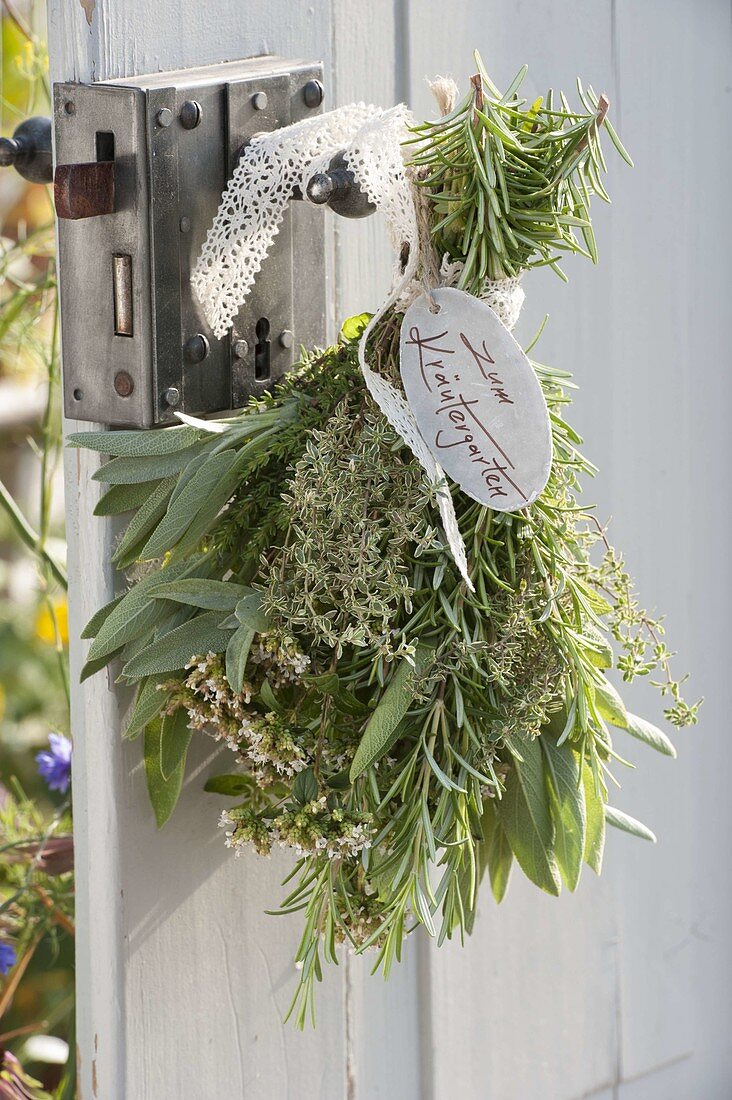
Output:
[
  {"xmin": 604, "ymin": 0, "xmax": 732, "ymax": 1091},
  {"xmin": 62, "ymin": 448, "xmax": 128, "ymax": 1098},
  {"xmin": 405, "ymin": 1, "xmax": 732, "ymax": 1096}
]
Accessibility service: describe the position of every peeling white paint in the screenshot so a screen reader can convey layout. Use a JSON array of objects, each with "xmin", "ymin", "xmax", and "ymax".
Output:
[{"xmin": 79, "ymin": 0, "xmax": 95, "ymax": 27}]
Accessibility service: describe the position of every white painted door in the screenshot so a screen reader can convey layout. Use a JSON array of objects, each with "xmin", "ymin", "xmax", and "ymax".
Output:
[{"xmin": 50, "ymin": 1, "xmax": 732, "ymax": 1097}]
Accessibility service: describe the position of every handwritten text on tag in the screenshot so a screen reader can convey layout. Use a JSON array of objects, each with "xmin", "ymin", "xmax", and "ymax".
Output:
[{"xmin": 399, "ymin": 288, "xmax": 552, "ymax": 511}]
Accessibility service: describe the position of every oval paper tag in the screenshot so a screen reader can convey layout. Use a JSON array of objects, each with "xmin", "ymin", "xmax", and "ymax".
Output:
[{"xmin": 400, "ymin": 287, "xmax": 552, "ymax": 511}]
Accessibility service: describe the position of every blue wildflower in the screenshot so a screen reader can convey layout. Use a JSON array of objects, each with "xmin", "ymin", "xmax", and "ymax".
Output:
[
  {"xmin": 36, "ymin": 733, "xmax": 72, "ymax": 794},
  {"xmin": 0, "ymin": 940, "xmax": 16, "ymax": 975}
]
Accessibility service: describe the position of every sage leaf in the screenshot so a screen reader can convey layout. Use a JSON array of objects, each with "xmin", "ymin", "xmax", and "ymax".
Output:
[
  {"xmin": 581, "ymin": 623, "xmax": 613, "ymax": 669},
  {"xmin": 235, "ymin": 592, "xmax": 271, "ymax": 633},
  {"xmin": 225, "ymin": 624, "xmax": 255, "ymax": 694},
  {"xmin": 69, "ymin": 425, "xmax": 203, "ymax": 457},
  {"xmin": 144, "ymin": 717, "xmax": 186, "ymax": 827},
  {"xmin": 86, "ymin": 592, "xmax": 166, "ymax": 665},
  {"xmin": 167, "ymin": 436, "xmax": 230, "ymax": 510},
  {"xmin": 175, "ymin": 412, "xmax": 229, "ymax": 433},
  {"xmin": 593, "ymin": 675, "xmax": 628, "ymax": 728},
  {"xmin": 80, "ymin": 593, "xmax": 124, "ymax": 639},
  {"xmin": 331, "ymin": 685, "xmax": 369, "ymax": 719},
  {"xmin": 495, "ymin": 735, "xmax": 561, "ymax": 895},
  {"xmin": 481, "ymin": 796, "xmax": 513, "ymax": 903},
  {"xmin": 204, "ymin": 774, "xmax": 254, "ymax": 796},
  {"xmin": 605, "ymin": 805, "xmax": 656, "ymax": 843},
  {"xmin": 112, "ymin": 477, "xmax": 176, "ymax": 566},
  {"xmin": 120, "ymin": 613, "xmax": 180, "ymax": 667},
  {"xmin": 349, "ymin": 647, "xmax": 431, "ymax": 781},
  {"xmin": 306, "ymin": 672, "xmax": 340, "ymax": 694},
  {"xmin": 84, "ymin": 561, "xmax": 200, "ymax": 664},
  {"xmin": 80, "ymin": 649, "xmax": 121, "ymax": 683},
  {"xmin": 166, "ymin": 458, "xmax": 251, "ymax": 561},
  {"xmin": 148, "ymin": 578, "xmax": 252, "ymax": 612},
  {"xmin": 170, "ymin": 428, "xmax": 273, "ymax": 525},
  {"xmin": 122, "ymin": 610, "xmax": 236, "ymax": 679},
  {"xmin": 291, "ymin": 767, "xmax": 319, "ymax": 806},
  {"xmin": 140, "ymin": 450, "xmax": 239, "ymax": 559},
  {"xmin": 259, "ymin": 679, "xmax": 280, "ymax": 713},
  {"xmin": 541, "ymin": 737, "xmax": 586, "ymax": 891},
  {"xmin": 582, "ymin": 762, "xmax": 605, "ymax": 874},
  {"xmin": 167, "ymin": 503, "xmax": 229, "ymax": 562},
  {"xmin": 159, "ymin": 707, "xmax": 193, "ymax": 781},
  {"xmin": 624, "ymin": 712, "xmax": 677, "ymax": 758},
  {"xmin": 123, "ymin": 674, "xmax": 170, "ymax": 741},
  {"xmin": 94, "ymin": 480, "xmax": 161, "ymax": 516},
  {"xmin": 92, "ymin": 443, "xmax": 206, "ymax": 484}
]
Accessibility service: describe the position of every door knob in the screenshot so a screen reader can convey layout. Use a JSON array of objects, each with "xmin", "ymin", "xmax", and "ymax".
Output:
[
  {"xmin": 302, "ymin": 152, "xmax": 376, "ymax": 219},
  {"xmin": 0, "ymin": 116, "xmax": 53, "ymax": 184}
]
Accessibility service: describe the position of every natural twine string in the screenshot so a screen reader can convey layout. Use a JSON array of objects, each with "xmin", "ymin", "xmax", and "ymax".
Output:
[{"xmin": 398, "ymin": 76, "xmax": 525, "ymax": 329}]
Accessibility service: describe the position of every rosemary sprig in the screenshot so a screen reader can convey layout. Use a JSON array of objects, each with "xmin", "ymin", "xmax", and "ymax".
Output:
[{"xmin": 407, "ymin": 52, "xmax": 632, "ymax": 288}]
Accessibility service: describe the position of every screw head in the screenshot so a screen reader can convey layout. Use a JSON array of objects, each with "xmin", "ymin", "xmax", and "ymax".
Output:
[
  {"xmin": 184, "ymin": 334, "xmax": 209, "ymax": 363},
  {"xmin": 251, "ymin": 91, "xmax": 268, "ymax": 111},
  {"xmin": 233, "ymin": 339, "xmax": 249, "ymax": 359},
  {"xmin": 303, "ymin": 80, "xmax": 324, "ymax": 109},
  {"xmin": 164, "ymin": 386, "xmax": 181, "ymax": 407},
  {"xmin": 156, "ymin": 107, "xmax": 174, "ymax": 128},
  {"xmin": 278, "ymin": 330, "xmax": 294, "ymax": 349},
  {"xmin": 179, "ymin": 100, "xmax": 202, "ymax": 129},
  {"xmin": 114, "ymin": 371, "xmax": 134, "ymax": 397},
  {"xmin": 179, "ymin": 216, "xmax": 191, "ymax": 233}
]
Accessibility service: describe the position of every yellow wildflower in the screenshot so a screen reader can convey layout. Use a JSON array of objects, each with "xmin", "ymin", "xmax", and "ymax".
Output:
[{"xmin": 35, "ymin": 600, "xmax": 69, "ymax": 646}]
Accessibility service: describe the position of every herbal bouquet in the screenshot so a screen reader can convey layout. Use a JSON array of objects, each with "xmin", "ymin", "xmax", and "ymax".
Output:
[{"xmin": 70, "ymin": 58, "xmax": 698, "ymax": 1026}]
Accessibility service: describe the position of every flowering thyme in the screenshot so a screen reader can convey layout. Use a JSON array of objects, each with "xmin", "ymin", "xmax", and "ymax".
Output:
[
  {"xmin": 249, "ymin": 635, "xmax": 310, "ymax": 688},
  {"xmin": 220, "ymin": 799, "xmax": 373, "ymax": 862}
]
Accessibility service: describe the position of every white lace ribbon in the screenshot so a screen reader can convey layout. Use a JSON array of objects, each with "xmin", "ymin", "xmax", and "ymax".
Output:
[{"xmin": 193, "ymin": 104, "xmax": 523, "ymax": 590}]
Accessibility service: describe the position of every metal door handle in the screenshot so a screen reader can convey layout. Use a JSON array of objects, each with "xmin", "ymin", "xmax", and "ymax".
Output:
[
  {"xmin": 298, "ymin": 152, "xmax": 376, "ymax": 219},
  {"xmin": 0, "ymin": 116, "xmax": 53, "ymax": 184}
]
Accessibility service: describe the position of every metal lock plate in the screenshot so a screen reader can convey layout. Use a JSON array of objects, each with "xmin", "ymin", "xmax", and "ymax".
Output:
[{"xmin": 55, "ymin": 57, "xmax": 326, "ymax": 428}]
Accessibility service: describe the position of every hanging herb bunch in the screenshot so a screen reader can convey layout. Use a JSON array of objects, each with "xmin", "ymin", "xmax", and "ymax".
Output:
[{"xmin": 70, "ymin": 56, "xmax": 698, "ymax": 1027}]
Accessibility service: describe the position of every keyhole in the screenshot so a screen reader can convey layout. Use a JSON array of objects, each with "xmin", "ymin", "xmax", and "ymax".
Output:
[{"xmin": 254, "ymin": 317, "xmax": 271, "ymax": 380}]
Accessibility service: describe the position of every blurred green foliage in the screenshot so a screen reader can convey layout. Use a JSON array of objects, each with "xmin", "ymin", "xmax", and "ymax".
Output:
[{"xmin": 0, "ymin": 3, "xmax": 74, "ymax": 1095}]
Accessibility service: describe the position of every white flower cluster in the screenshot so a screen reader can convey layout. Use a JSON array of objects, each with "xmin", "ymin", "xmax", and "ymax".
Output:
[
  {"xmin": 310, "ymin": 820, "xmax": 373, "ymax": 861},
  {"xmin": 219, "ymin": 798, "xmax": 374, "ymax": 863},
  {"xmin": 245, "ymin": 724, "xmax": 309, "ymax": 779},
  {"xmin": 249, "ymin": 637, "xmax": 310, "ymax": 689},
  {"xmin": 218, "ymin": 810, "xmax": 249, "ymax": 857}
]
